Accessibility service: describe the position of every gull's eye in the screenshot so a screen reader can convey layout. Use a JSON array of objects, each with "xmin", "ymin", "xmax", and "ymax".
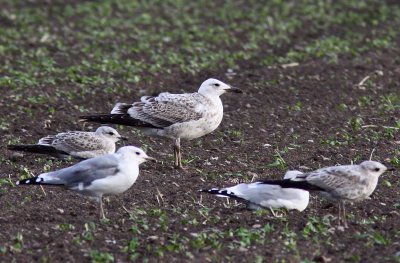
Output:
[
  {"xmin": 214, "ymin": 83, "xmax": 220, "ymax": 87},
  {"xmin": 374, "ymin": 168, "xmax": 380, "ymax": 172},
  {"xmin": 135, "ymin": 151, "xmax": 140, "ymax": 155},
  {"xmin": 108, "ymin": 132, "xmax": 114, "ymax": 135}
]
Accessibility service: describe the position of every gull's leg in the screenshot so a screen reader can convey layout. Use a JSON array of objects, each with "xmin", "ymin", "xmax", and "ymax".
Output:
[
  {"xmin": 343, "ymin": 203, "xmax": 348, "ymax": 228},
  {"xmin": 99, "ymin": 196, "xmax": 106, "ymax": 220},
  {"xmin": 269, "ymin": 207, "xmax": 283, "ymax": 218},
  {"xmin": 338, "ymin": 203, "xmax": 342, "ymax": 227},
  {"xmin": 173, "ymin": 140, "xmax": 179, "ymax": 167},
  {"xmin": 174, "ymin": 138, "xmax": 183, "ymax": 169},
  {"xmin": 178, "ymin": 146, "xmax": 182, "ymax": 168}
]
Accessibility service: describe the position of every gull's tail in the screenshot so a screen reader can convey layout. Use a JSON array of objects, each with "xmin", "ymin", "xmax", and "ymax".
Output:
[
  {"xmin": 199, "ymin": 187, "xmax": 245, "ymax": 201},
  {"xmin": 7, "ymin": 144, "xmax": 67, "ymax": 157},
  {"xmin": 79, "ymin": 114, "xmax": 156, "ymax": 128},
  {"xmin": 16, "ymin": 172, "xmax": 65, "ymax": 186}
]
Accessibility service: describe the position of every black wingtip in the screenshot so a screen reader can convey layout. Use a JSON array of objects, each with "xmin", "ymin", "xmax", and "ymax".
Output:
[
  {"xmin": 79, "ymin": 114, "xmax": 111, "ymax": 124},
  {"xmin": 7, "ymin": 144, "xmax": 23, "ymax": 150},
  {"xmin": 16, "ymin": 177, "xmax": 44, "ymax": 185},
  {"xmin": 7, "ymin": 144, "xmax": 64, "ymax": 157},
  {"xmin": 199, "ymin": 188, "xmax": 220, "ymax": 194},
  {"xmin": 79, "ymin": 114, "xmax": 158, "ymax": 128},
  {"xmin": 259, "ymin": 179, "xmax": 325, "ymax": 191}
]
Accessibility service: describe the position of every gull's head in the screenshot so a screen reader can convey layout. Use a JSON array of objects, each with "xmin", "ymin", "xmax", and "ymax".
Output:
[
  {"xmin": 117, "ymin": 146, "xmax": 156, "ymax": 164},
  {"xmin": 360, "ymin": 161, "xmax": 387, "ymax": 177},
  {"xmin": 198, "ymin": 78, "xmax": 242, "ymax": 97},
  {"xmin": 96, "ymin": 126, "xmax": 127, "ymax": 142}
]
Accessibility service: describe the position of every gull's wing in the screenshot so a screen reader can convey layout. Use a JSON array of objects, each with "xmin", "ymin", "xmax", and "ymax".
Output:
[
  {"xmin": 37, "ymin": 154, "xmax": 120, "ymax": 187},
  {"xmin": 7, "ymin": 144, "xmax": 69, "ymax": 157},
  {"xmin": 202, "ymin": 182, "xmax": 304, "ymax": 201},
  {"xmin": 229, "ymin": 182, "xmax": 300, "ymax": 200},
  {"xmin": 51, "ymin": 132, "xmax": 105, "ymax": 152},
  {"xmin": 201, "ymin": 182, "xmax": 309, "ymax": 211},
  {"xmin": 38, "ymin": 135, "xmax": 56, "ymax": 145},
  {"xmin": 127, "ymin": 93, "xmax": 208, "ymax": 128},
  {"xmin": 302, "ymin": 165, "xmax": 363, "ymax": 192}
]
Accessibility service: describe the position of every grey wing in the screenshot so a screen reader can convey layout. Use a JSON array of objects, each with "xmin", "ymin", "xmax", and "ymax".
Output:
[
  {"xmin": 127, "ymin": 93, "xmax": 206, "ymax": 128},
  {"xmin": 46, "ymin": 154, "xmax": 119, "ymax": 187},
  {"xmin": 53, "ymin": 132, "xmax": 104, "ymax": 152},
  {"xmin": 305, "ymin": 166, "xmax": 363, "ymax": 191}
]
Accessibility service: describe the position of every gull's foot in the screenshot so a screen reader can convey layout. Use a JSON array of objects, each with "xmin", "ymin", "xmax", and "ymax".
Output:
[
  {"xmin": 270, "ymin": 208, "xmax": 284, "ymax": 218},
  {"xmin": 175, "ymin": 164, "xmax": 188, "ymax": 171}
]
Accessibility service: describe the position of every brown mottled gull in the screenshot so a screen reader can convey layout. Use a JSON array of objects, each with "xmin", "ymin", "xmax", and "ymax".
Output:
[
  {"xmin": 80, "ymin": 78, "xmax": 242, "ymax": 168},
  {"xmin": 8, "ymin": 126, "xmax": 126, "ymax": 159},
  {"xmin": 276, "ymin": 161, "xmax": 388, "ymax": 227}
]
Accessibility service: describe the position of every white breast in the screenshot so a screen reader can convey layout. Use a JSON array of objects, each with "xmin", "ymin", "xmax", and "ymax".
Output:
[{"xmin": 86, "ymin": 163, "xmax": 139, "ymax": 195}]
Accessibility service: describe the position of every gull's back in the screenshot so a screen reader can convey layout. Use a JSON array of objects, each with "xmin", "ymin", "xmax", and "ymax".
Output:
[{"xmin": 303, "ymin": 163, "xmax": 379, "ymax": 201}]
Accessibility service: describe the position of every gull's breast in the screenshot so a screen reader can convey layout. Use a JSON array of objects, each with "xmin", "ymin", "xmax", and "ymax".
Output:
[
  {"xmin": 86, "ymin": 166, "xmax": 139, "ymax": 195},
  {"xmin": 166, "ymin": 108, "xmax": 223, "ymax": 140}
]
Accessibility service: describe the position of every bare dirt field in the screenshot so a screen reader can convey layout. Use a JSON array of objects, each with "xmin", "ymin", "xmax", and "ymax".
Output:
[{"xmin": 1, "ymin": 1, "xmax": 399, "ymax": 262}]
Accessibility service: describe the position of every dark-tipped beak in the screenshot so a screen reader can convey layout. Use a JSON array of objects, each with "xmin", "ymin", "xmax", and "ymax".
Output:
[
  {"xmin": 382, "ymin": 162, "xmax": 396, "ymax": 172},
  {"xmin": 119, "ymin": 136, "xmax": 128, "ymax": 141},
  {"xmin": 226, "ymin": 86, "xmax": 243, "ymax": 93},
  {"xmin": 386, "ymin": 167, "xmax": 396, "ymax": 172},
  {"xmin": 145, "ymin": 156, "xmax": 157, "ymax": 162}
]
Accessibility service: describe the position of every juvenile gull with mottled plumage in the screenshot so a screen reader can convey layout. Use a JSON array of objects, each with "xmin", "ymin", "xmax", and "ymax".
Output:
[
  {"xmin": 80, "ymin": 78, "xmax": 242, "ymax": 168},
  {"xmin": 263, "ymin": 161, "xmax": 388, "ymax": 227},
  {"xmin": 8, "ymin": 126, "xmax": 126, "ymax": 159},
  {"xmin": 16, "ymin": 146, "xmax": 155, "ymax": 219}
]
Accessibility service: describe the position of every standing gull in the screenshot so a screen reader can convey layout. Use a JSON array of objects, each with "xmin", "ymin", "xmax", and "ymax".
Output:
[
  {"xmin": 200, "ymin": 170, "xmax": 310, "ymax": 215},
  {"xmin": 16, "ymin": 146, "xmax": 155, "ymax": 219},
  {"xmin": 80, "ymin": 78, "xmax": 242, "ymax": 168},
  {"xmin": 259, "ymin": 161, "xmax": 388, "ymax": 227},
  {"xmin": 8, "ymin": 126, "xmax": 126, "ymax": 159}
]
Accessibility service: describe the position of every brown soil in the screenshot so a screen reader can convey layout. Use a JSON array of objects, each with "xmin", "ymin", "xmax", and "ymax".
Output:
[{"xmin": 1, "ymin": 19, "xmax": 400, "ymax": 263}]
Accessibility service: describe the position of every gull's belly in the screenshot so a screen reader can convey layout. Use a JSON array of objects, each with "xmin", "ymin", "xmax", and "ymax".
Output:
[
  {"xmin": 167, "ymin": 112, "xmax": 223, "ymax": 140},
  {"xmin": 72, "ymin": 149, "xmax": 111, "ymax": 159},
  {"xmin": 86, "ymin": 171, "xmax": 138, "ymax": 195}
]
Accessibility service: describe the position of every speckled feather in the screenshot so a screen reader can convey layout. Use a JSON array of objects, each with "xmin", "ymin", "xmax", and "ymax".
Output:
[
  {"xmin": 291, "ymin": 161, "xmax": 387, "ymax": 201},
  {"xmin": 127, "ymin": 93, "xmax": 208, "ymax": 128},
  {"xmin": 43, "ymin": 132, "xmax": 112, "ymax": 152},
  {"xmin": 8, "ymin": 127, "xmax": 122, "ymax": 159}
]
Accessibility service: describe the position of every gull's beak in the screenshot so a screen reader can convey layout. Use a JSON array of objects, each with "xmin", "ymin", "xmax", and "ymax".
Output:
[
  {"xmin": 145, "ymin": 156, "xmax": 157, "ymax": 162},
  {"xmin": 226, "ymin": 86, "xmax": 243, "ymax": 93},
  {"xmin": 119, "ymin": 136, "xmax": 128, "ymax": 141},
  {"xmin": 382, "ymin": 163, "xmax": 396, "ymax": 172}
]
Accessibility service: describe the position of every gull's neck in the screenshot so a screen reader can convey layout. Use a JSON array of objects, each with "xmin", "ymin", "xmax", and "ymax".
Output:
[{"xmin": 198, "ymin": 91, "xmax": 223, "ymax": 104}]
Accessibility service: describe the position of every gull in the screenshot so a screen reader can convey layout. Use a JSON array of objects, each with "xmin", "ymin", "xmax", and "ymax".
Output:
[
  {"xmin": 271, "ymin": 161, "xmax": 388, "ymax": 227},
  {"xmin": 200, "ymin": 170, "xmax": 309, "ymax": 215},
  {"xmin": 8, "ymin": 126, "xmax": 126, "ymax": 159},
  {"xmin": 16, "ymin": 146, "xmax": 155, "ymax": 219},
  {"xmin": 79, "ymin": 78, "xmax": 242, "ymax": 168}
]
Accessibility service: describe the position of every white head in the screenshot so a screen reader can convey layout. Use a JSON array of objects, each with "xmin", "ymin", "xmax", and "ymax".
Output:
[
  {"xmin": 96, "ymin": 126, "xmax": 127, "ymax": 142},
  {"xmin": 116, "ymin": 146, "xmax": 155, "ymax": 164},
  {"xmin": 197, "ymin": 78, "xmax": 242, "ymax": 97},
  {"xmin": 283, "ymin": 170, "xmax": 304, "ymax": 179},
  {"xmin": 360, "ymin": 161, "xmax": 387, "ymax": 177}
]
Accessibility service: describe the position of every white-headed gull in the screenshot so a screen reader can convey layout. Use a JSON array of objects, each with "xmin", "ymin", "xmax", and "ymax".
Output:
[
  {"xmin": 80, "ymin": 78, "xmax": 242, "ymax": 168},
  {"xmin": 16, "ymin": 146, "xmax": 155, "ymax": 219}
]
